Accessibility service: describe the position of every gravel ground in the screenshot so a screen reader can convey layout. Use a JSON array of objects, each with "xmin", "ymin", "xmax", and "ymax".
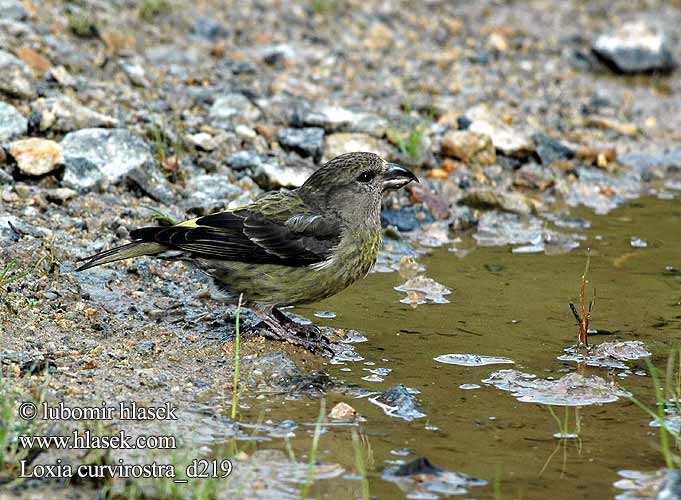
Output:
[{"xmin": 2, "ymin": 0, "xmax": 681, "ymax": 497}]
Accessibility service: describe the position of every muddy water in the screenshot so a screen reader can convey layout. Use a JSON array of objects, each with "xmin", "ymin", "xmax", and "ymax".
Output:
[{"xmin": 242, "ymin": 196, "xmax": 681, "ymax": 499}]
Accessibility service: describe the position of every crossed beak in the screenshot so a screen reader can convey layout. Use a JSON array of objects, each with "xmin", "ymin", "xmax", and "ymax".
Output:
[{"xmin": 382, "ymin": 163, "xmax": 419, "ymax": 191}]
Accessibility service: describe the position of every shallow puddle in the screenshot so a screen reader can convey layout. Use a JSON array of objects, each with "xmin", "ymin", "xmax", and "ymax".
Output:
[{"xmin": 270, "ymin": 196, "xmax": 681, "ymax": 498}]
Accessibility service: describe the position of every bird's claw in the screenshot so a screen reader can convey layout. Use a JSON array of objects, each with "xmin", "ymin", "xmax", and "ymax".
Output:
[{"xmin": 251, "ymin": 319, "xmax": 334, "ymax": 357}]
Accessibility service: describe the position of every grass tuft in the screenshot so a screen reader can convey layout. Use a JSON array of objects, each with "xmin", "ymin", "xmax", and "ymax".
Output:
[
  {"xmin": 67, "ymin": 10, "xmax": 98, "ymax": 38},
  {"xmin": 0, "ymin": 371, "xmax": 47, "ymax": 487},
  {"xmin": 0, "ymin": 260, "xmax": 26, "ymax": 289},
  {"xmin": 149, "ymin": 116, "xmax": 184, "ymax": 180},
  {"xmin": 310, "ymin": 0, "xmax": 337, "ymax": 16},
  {"xmin": 397, "ymin": 123, "xmax": 427, "ymax": 161},
  {"xmin": 138, "ymin": 0, "xmax": 172, "ymax": 21}
]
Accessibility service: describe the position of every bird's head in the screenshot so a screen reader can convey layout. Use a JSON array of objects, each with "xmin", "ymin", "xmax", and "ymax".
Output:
[{"xmin": 298, "ymin": 152, "xmax": 418, "ymax": 226}]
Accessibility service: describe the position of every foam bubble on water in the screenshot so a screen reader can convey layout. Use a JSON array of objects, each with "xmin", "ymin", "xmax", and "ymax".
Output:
[
  {"xmin": 434, "ymin": 354, "xmax": 514, "ymax": 367},
  {"xmin": 630, "ymin": 237, "xmax": 648, "ymax": 248},
  {"xmin": 364, "ymin": 367, "xmax": 392, "ymax": 376},
  {"xmin": 390, "ymin": 448, "xmax": 414, "ymax": 456},
  {"xmin": 474, "ymin": 211, "xmax": 583, "ymax": 254},
  {"xmin": 482, "ymin": 370, "xmax": 630, "ymax": 406},
  {"xmin": 338, "ymin": 330, "xmax": 368, "ymax": 344},
  {"xmin": 314, "ymin": 311, "xmax": 337, "ymax": 319},
  {"xmin": 329, "ymin": 347, "xmax": 364, "ymax": 365},
  {"xmin": 553, "ymin": 432, "xmax": 579, "ymax": 439},
  {"xmin": 512, "ymin": 244, "xmax": 545, "ymax": 254},
  {"xmin": 395, "ymin": 275, "xmax": 451, "ymax": 306},
  {"xmin": 614, "ymin": 469, "xmax": 668, "ymax": 500},
  {"xmin": 649, "ymin": 415, "xmax": 681, "ymax": 433},
  {"xmin": 558, "ymin": 341, "xmax": 650, "ymax": 369}
]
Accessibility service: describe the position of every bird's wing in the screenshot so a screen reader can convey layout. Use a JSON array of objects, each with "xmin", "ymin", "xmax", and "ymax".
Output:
[{"xmin": 129, "ymin": 198, "xmax": 342, "ymax": 267}]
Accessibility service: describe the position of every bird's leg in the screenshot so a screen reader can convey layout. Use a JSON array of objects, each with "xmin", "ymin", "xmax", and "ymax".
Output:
[
  {"xmin": 270, "ymin": 308, "xmax": 332, "ymax": 345},
  {"xmin": 246, "ymin": 303, "xmax": 332, "ymax": 356}
]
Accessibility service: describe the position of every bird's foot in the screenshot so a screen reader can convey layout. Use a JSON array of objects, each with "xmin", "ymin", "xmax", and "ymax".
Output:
[{"xmin": 250, "ymin": 309, "xmax": 333, "ymax": 356}]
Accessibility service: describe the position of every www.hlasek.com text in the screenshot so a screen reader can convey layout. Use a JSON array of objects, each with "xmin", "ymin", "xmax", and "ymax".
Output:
[{"xmin": 19, "ymin": 429, "xmax": 176, "ymax": 450}]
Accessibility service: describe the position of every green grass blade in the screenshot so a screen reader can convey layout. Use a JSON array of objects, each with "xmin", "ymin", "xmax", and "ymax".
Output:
[
  {"xmin": 301, "ymin": 399, "xmax": 326, "ymax": 500},
  {"xmin": 231, "ymin": 294, "xmax": 243, "ymax": 421},
  {"xmin": 352, "ymin": 429, "xmax": 370, "ymax": 500}
]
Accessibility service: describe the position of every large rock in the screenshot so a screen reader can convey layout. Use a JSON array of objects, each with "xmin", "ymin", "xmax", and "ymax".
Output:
[
  {"xmin": 119, "ymin": 60, "xmax": 150, "ymax": 88},
  {"xmin": 0, "ymin": 0, "xmax": 28, "ymax": 20},
  {"xmin": 183, "ymin": 172, "xmax": 244, "ymax": 213},
  {"xmin": 441, "ymin": 130, "xmax": 496, "ymax": 165},
  {"xmin": 463, "ymin": 105, "xmax": 535, "ymax": 158},
  {"xmin": 0, "ymin": 102, "xmax": 27, "ymax": 140},
  {"xmin": 381, "ymin": 207, "xmax": 435, "ymax": 232},
  {"xmin": 31, "ymin": 95, "xmax": 118, "ymax": 132},
  {"xmin": 592, "ymin": 22, "xmax": 676, "ymax": 74},
  {"xmin": 277, "ymin": 127, "xmax": 324, "ymax": 162},
  {"xmin": 191, "ymin": 16, "xmax": 228, "ymax": 40},
  {"xmin": 291, "ymin": 103, "xmax": 388, "ymax": 137},
  {"xmin": 370, "ymin": 384, "xmax": 426, "ymax": 421},
  {"xmin": 324, "ymin": 133, "xmax": 394, "ymax": 161},
  {"xmin": 61, "ymin": 129, "xmax": 153, "ymax": 191},
  {"xmin": 15, "ymin": 47, "xmax": 51, "ymax": 75},
  {"xmin": 0, "ymin": 49, "xmax": 36, "ymax": 99},
  {"xmin": 209, "ymin": 93, "xmax": 261, "ymax": 122},
  {"xmin": 228, "ymin": 150, "xmax": 315, "ymax": 188},
  {"xmin": 532, "ymin": 133, "xmax": 575, "ymax": 166},
  {"xmin": 126, "ymin": 164, "xmax": 175, "ymax": 204},
  {"xmin": 185, "ymin": 132, "xmax": 218, "ymax": 151},
  {"xmin": 9, "ymin": 138, "xmax": 63, "ymax": 176},
  {"xmin": 657, "ymin": 469, "xmax": 681, "ymax": 500}
]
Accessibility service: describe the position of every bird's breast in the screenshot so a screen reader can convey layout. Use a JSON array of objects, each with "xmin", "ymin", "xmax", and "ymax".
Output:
[{"xmin": 313, "ymin": 227, "xmax": 381, "ymax": 283}]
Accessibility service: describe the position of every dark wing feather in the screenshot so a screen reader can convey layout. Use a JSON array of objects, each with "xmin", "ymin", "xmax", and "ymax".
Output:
[{"xmin": 129, "ymin": 209, "xmax": 342, "ymax": 267}]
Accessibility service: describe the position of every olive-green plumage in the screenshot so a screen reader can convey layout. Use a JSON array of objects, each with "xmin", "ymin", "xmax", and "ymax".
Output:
[{"xmin": 77, "ymin": 152, "xmax": 417, "ymax": 352}]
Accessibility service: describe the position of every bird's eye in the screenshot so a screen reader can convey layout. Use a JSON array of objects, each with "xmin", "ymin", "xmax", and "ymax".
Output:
[{"xmin": 356, "ymin": 171, "xmax": 376, "ymax": 183}]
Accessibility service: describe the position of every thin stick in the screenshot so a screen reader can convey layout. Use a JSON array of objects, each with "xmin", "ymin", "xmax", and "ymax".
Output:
[{"xmin": 578, "ymin": 250, "xmax": 590, "ymax": 345}]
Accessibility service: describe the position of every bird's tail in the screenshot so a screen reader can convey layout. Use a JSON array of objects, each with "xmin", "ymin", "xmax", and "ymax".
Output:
[{"xmin": 76, "ymin": 241, "xmax": 165, "ymax": 271}]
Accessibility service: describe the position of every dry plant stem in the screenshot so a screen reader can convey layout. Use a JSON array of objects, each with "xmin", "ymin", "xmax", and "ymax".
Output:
[
  {"xmin": 578, "ymin": 251, "xmax": 590, "ymax": 346},
  {"xmin": 570, "ymin": 249, "xmax": 595, "ymax": 348}
]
